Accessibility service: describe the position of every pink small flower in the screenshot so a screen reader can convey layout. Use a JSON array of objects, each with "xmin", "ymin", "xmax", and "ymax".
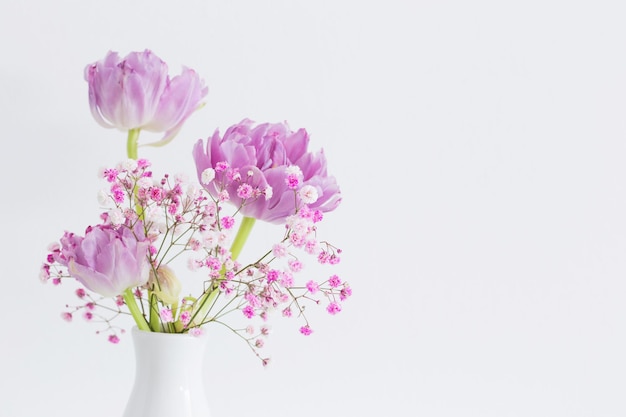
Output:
[
  {"xmin": 137, "ymin": 159, "xmax": 151, "ymax": 169},
  {"xmin": 75, "ymin": 288, "xmax": 86, "ymax": 298},
  {"xmin": 266, "ymin": 269, "xmax": 279, "ymax": 283},
  {"xmin": 111, "ymin": 184, "xmax": 125, "ymax": 203},
  {"xmin": 243, "ymin": 305, "xmax": 255, "ymax": 318},
  {"xmin": 237, "ymin": 183, "xmax": 254, "ymax": 199},
  {"xmin": 280, "ymin": 272, "xmax": 294, "ymax": 287},
  {"xmin": 306, "ymin": 280, "xmax": 319, "ymax": 294},
  {"xmin": 282, "ymin": 307, "xmax": 292, "ymax": 317},
  {"xmin": 328, "ymin": 274, "xmax": 341, "ymax": 288},
  {"xmin": 61, "ymin": 312, "xmax": 73, "ymax": 322},
  {"xmin": 272, "ymin": 243, "xmax": 287, "ymax": 258},
  {"xmin": 286, "ymin": 173, "xmax": 300, "ymax": 190},
  {"xmin": 218, "ymin": 190, "xmax": 230, "ymax": 202},
  {"xmin": 104, "ymin": 168, "xmax": 119, "ymax": 182},
  {"xmin": 340, "ymin": 285, "xmax": 352, "ymax": 301},
  {"xmin": 150, "ymin": 187, "xmax": 165, "ymax": 202},
  {"xmin": 180, "ymin": 311, "xmax": 192, "ymax": 327},
  {"xmin": 312, "ymin": 210, "xmax": 323, "ymax": 223},
  {"xmin": 299, "ymin": 325, "xmax": 313, "ymax": 336},
  {"xmin": 160, "ymin": 308, "xmax": 174, "ymax": 323},
  {"xmin": 326, "ymin": 302, "xmax": 342, "ymax": 315},
  {"xmin": 288, "ymin": 259, "xmax": 303, "ymax": 273},
  {"xmin": 189, "ymin": 327, "xmax": 204, "ymax": 337},
  {"xmin": 220, "ymin": 216, "xmax": 235, "ymax": 229},
  {"xmin": 215, "ymin": 161, "xmax": 229, "ymax": 172},
  {"xmin": 83, "ymin": 311, "xmax": 94, "ymax": 321},
  {"xmin": 108, "ymin": 334, "xmax": 120, "ymax": 344}
]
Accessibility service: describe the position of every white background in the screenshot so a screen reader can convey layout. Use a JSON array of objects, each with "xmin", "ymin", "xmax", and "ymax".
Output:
[{"xmin": 2, "ymin": 1, "xmax": 626, "ymax": 416}]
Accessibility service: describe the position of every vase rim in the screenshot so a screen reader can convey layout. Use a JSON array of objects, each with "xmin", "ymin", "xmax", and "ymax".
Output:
[{"xmin": 130, "ymin": 325, "xmax": 209, "ymax": 340}]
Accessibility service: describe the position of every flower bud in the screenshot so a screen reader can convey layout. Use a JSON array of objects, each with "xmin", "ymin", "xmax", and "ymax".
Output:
[{"xmin": 149, "ymin": 265, "xmax": 182, "ymax": 305}]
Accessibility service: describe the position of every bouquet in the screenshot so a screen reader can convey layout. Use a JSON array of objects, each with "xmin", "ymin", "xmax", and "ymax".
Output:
[{"xmin": 40, "ymin": 49, "xmax": 350, "ymax": 364}]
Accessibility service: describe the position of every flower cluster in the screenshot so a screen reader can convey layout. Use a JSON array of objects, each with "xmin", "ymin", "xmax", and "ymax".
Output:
[{"xmin": 41, "ymin": 49, "xmax": 349, "ymax": 364}]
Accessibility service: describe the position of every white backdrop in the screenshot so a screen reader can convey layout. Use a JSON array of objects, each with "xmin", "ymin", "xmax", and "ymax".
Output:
[{"xmin": 2, "ymin": 1, "xmax": 626, "ymax": 416}]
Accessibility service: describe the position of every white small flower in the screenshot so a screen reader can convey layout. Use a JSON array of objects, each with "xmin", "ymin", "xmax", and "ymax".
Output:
[
  {"xmin": 224, "ymin": 259, "xmax": 235, "ymax": 270},
  {"xmin": 202, "ymin": 231, "xmax": 220, "ymax": 250},
  {"xmin": 187, "ymin": 183, "xmax": 201, "ymax": 198},
  {"xmin": 119, "ymin": 159, "xmax": 138, "ymax": 172},
  {"xmin": 137, "ymin": 177, "xmax": 153, "ymax": 189},
  {"xmin": 47, "ymin": 242, "xmax": 60, "ymax": 252},
  {"xmin": 97, "ymin": 189, "xmax": 109, "ymax": 205},
  {"xmin": 217, "ymin": 231, "xmax": 230, "ymax": 246},
  {"xmin": 264, "ymin": 186, "xmax": 273, "ymax": 200},
  {"xmin": 285, "ymin": 165, "xmax": 303, "ymax": 178},
  {"xmin": 290, "ymin": 217, "xmax": 311, "ymax": 235},
  {"xmin": 298, "ymin": 185, "xmax": 318, "ymax": 204},
  {"xmin": 201, "ymin": 168, "xmax": 215, "ymax": 185},
  {"xmin": 145, "ymin": 207, "xmax": 164, "ymax": 223},
  {"xmin": 108, "ymin": 208, "xmax": 125, "ymax": 225},
  {"xmin": 187, "ymin": 258, "xmax": 202, "ymax": 271},
  {"xmin": 174, "ymin": 173, "xmax": 188, "ymax": 184}
]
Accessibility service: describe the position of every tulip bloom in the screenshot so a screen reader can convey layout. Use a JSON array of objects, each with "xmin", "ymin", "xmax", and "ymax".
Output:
[
  {"xmin": 85, "ymin": 49, "xmax": 208, "ymax": 146},
  {"xmin": 192, "ymin": 119, "xmax": 341, "ymax": 224},
  {"xmin": 57, "ymin": 223, "xmax": 151, "ymax": 297}
]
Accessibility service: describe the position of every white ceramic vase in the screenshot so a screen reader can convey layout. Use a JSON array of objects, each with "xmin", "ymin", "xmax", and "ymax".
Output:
[{"xmin": 122, "ymin": 326, "xmax": 211, "ymax": 417}]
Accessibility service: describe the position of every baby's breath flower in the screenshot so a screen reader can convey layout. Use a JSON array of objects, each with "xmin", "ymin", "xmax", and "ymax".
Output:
[
  {"xmin": 298, "ymin": 185, "xmax": 319, "ymax": 204},
  {"xmin": 201, "ymin": 168, "xmax": 215, "ymax": 185},
  {"xmin": 43, "ymin": 118, "xmax": 348, "ymax": 366}
]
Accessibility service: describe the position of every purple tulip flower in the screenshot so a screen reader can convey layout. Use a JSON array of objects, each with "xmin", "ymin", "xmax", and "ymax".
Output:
[
  {"xmin": 192, "ymin": 119, "xmax": 341, "ymax": 224},
  {"xmin": 56, "ymin": 223, "xmax": 151, "ymax": 297},
  {"xmin": 85, "ymin": 49, "xmax": 208, "ymax": 146}
]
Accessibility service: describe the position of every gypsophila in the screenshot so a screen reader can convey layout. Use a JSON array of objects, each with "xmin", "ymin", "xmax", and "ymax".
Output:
[{"xmin": 41, "ymin": 159, "xmax": 349, "ymax": 364}]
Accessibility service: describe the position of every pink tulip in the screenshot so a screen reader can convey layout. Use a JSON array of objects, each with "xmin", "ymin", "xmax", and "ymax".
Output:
[
  {"xmin": 57, "ymin": 223, "xmax": 151, "ymax": 297},
  {"xmin": 85, "ymin": 49, "xmax": 208, "ymax": 146},
  {"xmin": 193, "ymin": 119, "xmax": 341, "ymax": 224}
]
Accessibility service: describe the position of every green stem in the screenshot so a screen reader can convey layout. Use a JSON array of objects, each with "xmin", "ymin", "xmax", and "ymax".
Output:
[
  {"xmin": 125, "ymin": 128, "xmax": 151, "ymax": 330},
  {"xmin": 149, "ymin": 291, "xmax": 161, "ymax": 331},
  {"xmin": 127, "ymin": 128, "xmax": 140, "ymax": 159},
  {"xmin": 230, "ymin": 216, "xmax": 256, "ymax": 261},
  {"xmin": 123, "ymin": 288, "xmax": 150, "ymax": 331}
]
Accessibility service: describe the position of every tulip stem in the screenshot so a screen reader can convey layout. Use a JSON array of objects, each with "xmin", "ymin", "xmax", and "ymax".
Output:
[
  {"xmin": 230, "ymin": 216, "xmax": 256, "ymax": 261},
  {"xmin": 123, "ymin": 288, "xmax": 150, "ymax": 331},
  {"xmin": 127, "ymin": 128, "xmax": 140, "ymax": 160},
  {"xmin": 125, "ymin": 128, "xmax": 153, "ymax": 331},
  {"xmin": 149, "ymin": 291, "xmax": 161, "ymax": 331}
]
